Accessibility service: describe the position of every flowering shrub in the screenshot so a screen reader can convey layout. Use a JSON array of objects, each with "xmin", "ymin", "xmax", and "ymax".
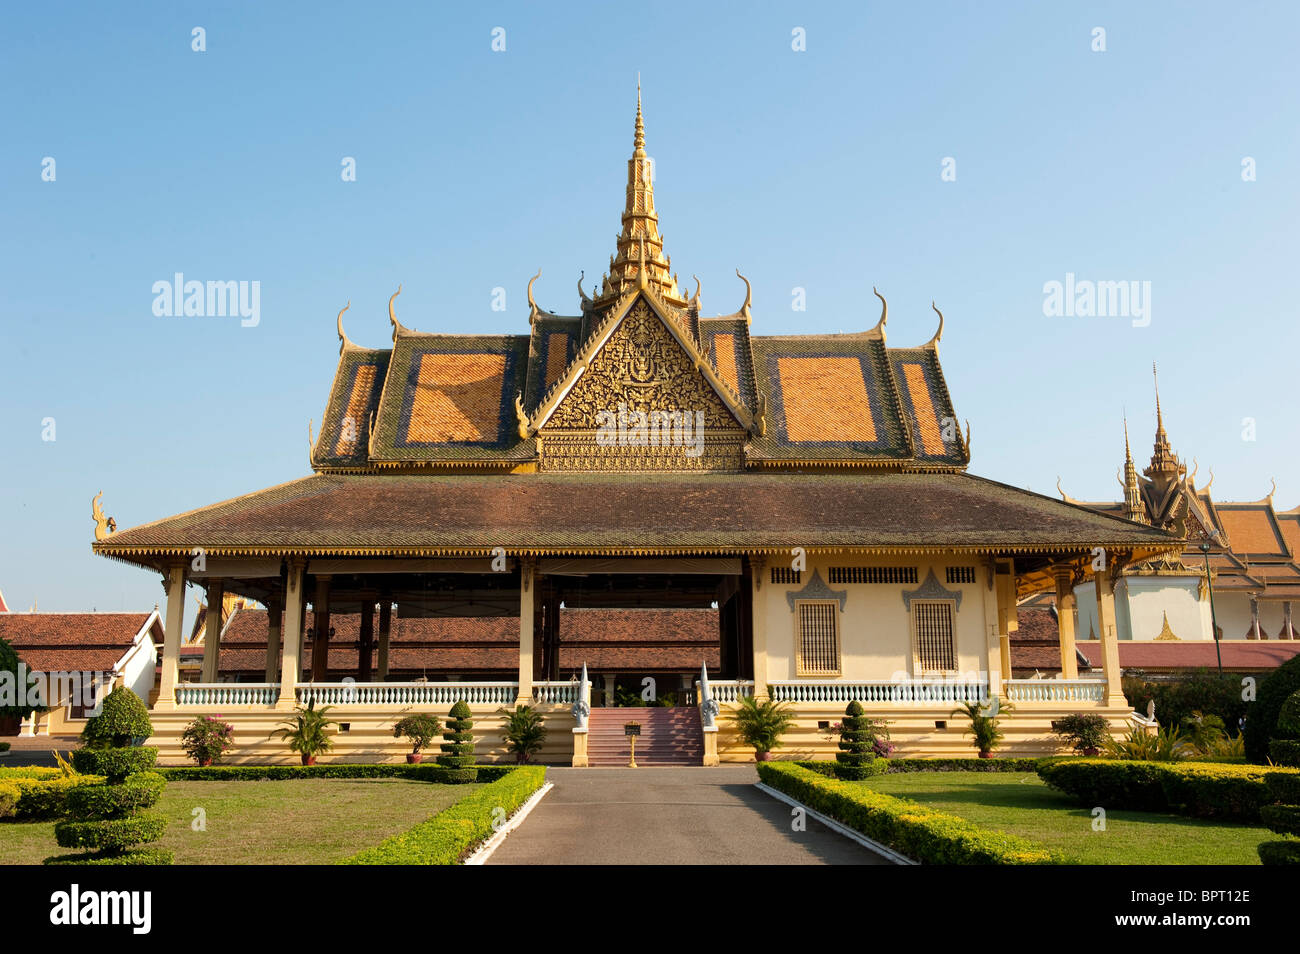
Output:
[{"xmin": 180, "ymin": 715, "xmax": 235, "ymax": 766}]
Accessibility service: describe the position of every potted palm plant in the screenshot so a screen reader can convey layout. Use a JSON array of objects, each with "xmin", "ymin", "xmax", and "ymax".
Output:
[
  {"xmin": 953, "ymin": 697, "xmax": 1010, "ymax": 758},
  {"xmin": 275, "ymin": 702, "xmax": 336, "ymax": 765},
  {"xmin": 499, "ymin": 704, "xmax": 548, "ymax": 764},
  {"xmin": 392, "ymin": 713, "xmax": 442, "ymax": 763},
  {"xmin": 730, "ymin": 695, "xmax": 796, "ymax": 761}
]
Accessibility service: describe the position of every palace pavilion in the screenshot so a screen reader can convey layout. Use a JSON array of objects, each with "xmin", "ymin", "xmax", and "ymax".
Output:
[{"xmin": 91, "ymin": 92, "xmax": 1180, "ymax": 764}]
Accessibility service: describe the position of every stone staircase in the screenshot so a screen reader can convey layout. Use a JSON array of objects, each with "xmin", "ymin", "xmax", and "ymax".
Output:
[{"xmin": 587, "ymin": 706, "xmax": 704, "ymax": 766}]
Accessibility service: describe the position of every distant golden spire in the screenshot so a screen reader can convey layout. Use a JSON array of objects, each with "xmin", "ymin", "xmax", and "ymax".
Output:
[
  {"xmin": 1144, "ymin": 362, "xmax": 1185, "ymax": 490},
  {"xmin": 1122, "ymin": 415, "xmax": 1146, "ymax": 524}
]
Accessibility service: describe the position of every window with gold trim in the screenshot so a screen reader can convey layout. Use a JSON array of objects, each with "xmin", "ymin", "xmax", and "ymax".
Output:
[
  {"xmin": 912, "ymin": 600, "xmax": 956, "ymax": 673},
  {"xmin": 796, "ymin": 600, "xmax": 841, "ymax": 676}
]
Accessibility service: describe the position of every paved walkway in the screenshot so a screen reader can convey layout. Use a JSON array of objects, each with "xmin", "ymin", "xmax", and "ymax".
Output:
[{"xmin": 487, "ymin": 765, "xmax": 893, "ymax": 865}]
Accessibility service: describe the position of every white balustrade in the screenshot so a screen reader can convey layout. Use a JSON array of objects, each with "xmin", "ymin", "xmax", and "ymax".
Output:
[
  {"xmin": 768, "ymin": 680, "xmax": 990, "ymax": 705},
  {"xmin": 176, "ymin": 683, "xmax": 279, "ymax": 707},
  {"xmin": 531, "ymin": 682, "xmax": 579, "ymax": 705},
  {"xmin": 1002, "ymin": 679, "xmax": 1106, "ymax": 703},
  {"xmin": 706, "ymin": 680, "xmax": 755, "ymax": 704},
  {"xmin": 295, "ymin": 681, "xmax": 519, "ymax": 707}
]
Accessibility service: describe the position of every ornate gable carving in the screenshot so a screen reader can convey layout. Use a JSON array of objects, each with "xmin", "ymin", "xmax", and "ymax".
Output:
[{"xmin": 539, "ymin": 299, "xmax": 747, "ymax": 472}]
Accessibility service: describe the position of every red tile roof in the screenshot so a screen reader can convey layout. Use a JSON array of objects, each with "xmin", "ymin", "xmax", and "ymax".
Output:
[
  {"xmin": 1076, "ymin": 640, "xmax": 1300, "ymax": 671},
  {"xmin": 0, "ymin": 612, "xmax": 158, "ymax": 673}
]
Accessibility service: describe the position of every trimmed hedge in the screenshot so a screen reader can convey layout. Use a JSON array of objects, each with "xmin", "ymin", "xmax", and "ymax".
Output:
[
  {"xmin": 9, "ymin": 774, "xmax": 106, "ymax": 820},
  {"xmin": 1270, "ymin": 740, "xmax": 1300, "ymax": 768},
  {"xmin": 1037, "ymin": 758, "xmax": 1300, "ymax": 822},
  {"xmin": 71, "ymin": 746, "xmax": 158, "ymax": 783},
  {"xmin": 1257, "ymin": 841, "xmax": 1300, "ymax": 865},
  {"xmin": 795, "ymin": 758, "xmax": 1046, "ymax": 777},
  {"xmin": 0, "ymin": 780, "xmax": 19, "ymax": 818},
  {"xmin": 155, "ymin": 763, "xmax": 516, "ymax": 782},
  {"xmin": 0, "ymin": 741, "xmax": 10, "ymax": 752},
  {"xmin": 759, "ymin": 762, "xmax": 1058, "ymax": 865},
  {"xmin": 0, "ymin": 766, "xmax": 61, "ymax": 780},
  {"xmin": 64, "ymin": 772, "xmax": 165, "ymax": 820},
  {"xmin": 55, "ymin": 812, "xmax": 167, "ymax": 852},
  {"xmin": 45, "ymin": 847, "xmax": 174, "ymax": 866},
  {"xmin": 344, "ymin": 765, "xmax": 546, "ymax": 865}
]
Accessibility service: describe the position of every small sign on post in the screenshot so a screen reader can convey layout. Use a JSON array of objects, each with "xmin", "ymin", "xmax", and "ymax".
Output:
[{"xmin": 624, "ymin": 721, "xmax": 641, "ymax": 768}]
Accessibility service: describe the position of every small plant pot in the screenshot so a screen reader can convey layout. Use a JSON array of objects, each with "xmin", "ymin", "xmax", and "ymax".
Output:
[
  {"xmin": 199, "ymin": 758, "xmax": 213, "ymax": 767},
  {"xmin": 301, "ymin": 755, "xmax": 316, "ymax": 766},
  {"xmin": 406, "ymin": 753, "xmax": 422, "ymax": 764},
  {"xmin": 755, "ymin": 750, "xmax": 772, "ymax": 762},
  {"xmin": 977, "ymin": 750, "xmax": 993, "ymax": 759},
  {"xmin": 1080, "ymin": 747, "xmax": 1100, "ymax": 758}
]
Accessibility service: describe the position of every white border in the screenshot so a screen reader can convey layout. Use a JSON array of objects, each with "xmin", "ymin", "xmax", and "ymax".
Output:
[
  {"xmin": 755, "ymin": 781, "xmax": 917, "ymax": 866},
  {"xmin": 463, "ymin": 781, "xmax": 555, "ymax": 865}
]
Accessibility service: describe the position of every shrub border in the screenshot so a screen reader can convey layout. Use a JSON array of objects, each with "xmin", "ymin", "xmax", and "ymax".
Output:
[
  {"xmin": 342, "ymin": 765, "xmax": 546, "ymax": 865},
  {"xmin": 156, "ymin": 763, "xmax": 515, "ymax": 783},
  {"xmin": 758, "ymin": 762, "xmax": 1059, "ymax": 865}
]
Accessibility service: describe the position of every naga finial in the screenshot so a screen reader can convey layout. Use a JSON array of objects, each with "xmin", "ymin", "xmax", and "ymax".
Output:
[
  {"xmin": 926, "ymin": 301, "xmax": 945, "ymax": 348},
  {"xmin": 872, "ymin": 286, "xmax": 888, "ymax": 334},
  {"xmin": 514, "ymin": 392, "xmax": 532, "ymax": 439},
  {"xmin": 336, "ymin": 300, "xmax": 351, "ymax": 354},
  {"xmin": 527, "ymin": 269, "xmax": 542, "ymax": 324},
  {"xmin": 1056, "ymin": 477, "xmax": 1078, "ymax": 504},
  {"xmin": 92, "ymin": 492, "xmax": 116, "ymax": 542},
  {"xmin": 1266, "ymin": 478, "xmax": 1277, "ymax": 504},
  {"xmin": 754, "ymin": 391, "xmax": 768, "ymax": 438},
  {"xmin": 1188, "ymin": 458, "xmax": 1199, "ymax": 486},
  {"xmin": 578, "ymin": 270, "xmax": 591, "ymax": 306},
  {"xmin": 691, "ymin": 274, "xmax": 702, "ymax": 310},
  {"xmin": 735, "ymin": 269, "xmax": 752, "ymax": 323},
  {"xmin": 1203, "ymin": 468, "xmax": 1215, "ymax": 494},
  {"xmin": 388, "ymin": 284, "xmax": 404, "ymax": 339}
]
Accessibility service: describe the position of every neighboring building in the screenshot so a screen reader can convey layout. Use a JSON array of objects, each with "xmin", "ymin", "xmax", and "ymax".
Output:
[
  {"xmin": 0, "ymin": 588, "xmax": 9, "ymax": 613},
  {"xmin": 89, "ymin": 91, "xmax": 1181, "ymax": 764},
  {"xmin": 1055, "ymin": 371, "xmax": 1299, "ymax": 654},
  {"xmin": 0, "ymin": 611, "xmax": 163, "ymax": 736}
]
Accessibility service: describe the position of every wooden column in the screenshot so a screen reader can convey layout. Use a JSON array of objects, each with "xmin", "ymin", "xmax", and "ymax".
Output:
[
  {"xmin": 377, "ymin": 597, "xmax": 392, "ymax": 680},
  {"xmin": 201, "ymin": 578, "xmax": 224, "ymax": 682},
  {"xmin": 277, "ymin": 559, "xmax": 306, "ymax": 707},
  {"xmin": 358, "ymin": 597, "xmax": 375, "ymax": 683},
  {"xmin": 264, "ymin": 591, "xmax": 283, "ymax": 683},
  {"xmin": 516, "ymin": 560, "xmax": 535, "ymax": 705},
  {"xmin": 1093, "ymin": 561, "xmax": 1125, "ymax": 705},
  {"xmin": 1054, "ymin": 567, "xmax": 1079, "ymax": 679},
  {"xmin": 310, "ymin": 575, "xmax": 332, "ymax": 681},
  {"xmin": 156, "ymin": 562, "xmax": 187, "ymax": 706}
]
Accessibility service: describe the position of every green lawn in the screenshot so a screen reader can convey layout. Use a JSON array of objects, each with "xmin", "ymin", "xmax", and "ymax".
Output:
[
  {"xmin": 859, "ymin": 771, "xmax": 1270, "ymax": 865},
  {"xmin": 0, "ymin": 778, "xmax": 482, "ymax": 865}
]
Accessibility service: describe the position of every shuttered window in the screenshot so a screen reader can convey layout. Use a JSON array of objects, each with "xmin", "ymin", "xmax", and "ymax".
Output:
[
  {"xmin": 912, "ymin": 600, "xmax": 956, "ymax": 673},
  {"xmin": 796, "ymin": 600, "xmax": 840, "ymax": 676}
]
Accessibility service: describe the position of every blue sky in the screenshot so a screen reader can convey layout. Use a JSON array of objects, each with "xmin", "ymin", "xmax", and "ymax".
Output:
[{"xmin": 2, "ymin": 1, "xmax": 1298, "ymax": 614}]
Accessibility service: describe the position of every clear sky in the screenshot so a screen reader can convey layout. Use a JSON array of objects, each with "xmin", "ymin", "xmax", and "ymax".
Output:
[{"xmin": 2, "ymin": 1, "xmax": 1298, "ymax": 617}]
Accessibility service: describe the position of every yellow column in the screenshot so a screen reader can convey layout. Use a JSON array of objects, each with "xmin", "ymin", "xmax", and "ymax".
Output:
[
  {"xmin": 156, "ymin": 562, "xmax": 187, "ymax": 707},
  {"xmin": 516, "ymin": 559, "xmax": 535, "ymax": 705},
  {"xmin": 201, "ymin": 578, "xmax": 224, "ymax": 682},
  {"xmin": 1093, "ymin": 562, "xmax": 1125, "ymax": 706},
  {"xmin": 277, "ymin": 559, "xmax": 306, "ymax": 709},
  {"xmin": 377, "ymin": 597, "xmax": 392, "ymax": 680},
  {"xmin": 264, "ymin": 592, "xmax": 282, "ymax": 683},
  {"xmin": 1054, "ymin": 567, "xmax": 1079, "ymax": 679},
  {"xmin": 750, "ymin": 558, "xmax": 768, "ymax": 698}
]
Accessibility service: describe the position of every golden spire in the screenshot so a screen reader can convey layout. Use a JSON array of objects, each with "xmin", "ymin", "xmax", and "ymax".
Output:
[
  {"xmin": 1144, "ymin": 362, "xmax": 1185, "ymax": 490},
  {"xmin": 1122, "ymin": 415, "xmax": 1146, "ymax": 524},
  {"xmin": 596, "ymin": 81, "xmax": 687, "ymax": 309}
]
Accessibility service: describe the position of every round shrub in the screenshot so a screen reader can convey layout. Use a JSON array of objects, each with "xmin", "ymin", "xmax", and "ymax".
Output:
[
  {"xmin": 64, "ymin": 773, "xmax": 165, "ymax": 820},
  {"xmin": 55, "ymin": 812, "xmax": 166, "ymax": 852},
  {"xmin": 1260, "ymin": 803, "xmax": 1300, "ymax": 837},
  {"xmin": 1266, "ymin": 771, "xmax": 1300, "ymax": 804},
  {"xmin": 71, "ymin": 747, "xmax": 158, "ymax": 783},
  {"xmin": 0, "ymin": 780, "xmax": 20, "ymax": 819},
  {"xmin": 1245, "ymin": 655, "xmax": 1300, "ymax": 762},
  {"xmin": 1277, "ymin": 691, "xmax": 1300, "ymax": 739},
  {"xmin": 1271, "ymin": 740, "xmax": 1300, "ymax": 768},
  {"xmin": 80, "ymin": 687, "xmax": 153, "ymax": 749}
]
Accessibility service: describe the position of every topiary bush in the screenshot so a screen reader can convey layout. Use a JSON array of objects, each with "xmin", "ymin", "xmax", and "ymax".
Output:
[
  {"xmin": 1245, "ymin": 655, "xmax": 1300, "ymax": 762},
  {"xmin": 0, "ymin": 780, "xmax": 20, "ymax": 818},
  {"xmin": 1268, "ymin": 690, "xmax": 1300, "ymax": 768},
  {"xmin": 437, "ymin": 700, "xmax": 478, "ymax": 782},
  {"xmin": 834, "ymin": 701, "xmax": 887, "ymax": 780},
  {"xmin": 80, "ymin": 686, "xmax": 152, "ymax": 749},
  {"xmin": 47, "ymin": 693, "xmax": 170, "ymax": 865},
  {"xmin": 1259, "ymin": 770, "xmax": 1300, "ymax": 865},
  {"xmin": 1052, "ymin": 713, "xmax": 1110, "ymax": 755}
]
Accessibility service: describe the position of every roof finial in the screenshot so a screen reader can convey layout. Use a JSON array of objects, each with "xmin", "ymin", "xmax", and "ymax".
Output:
[
  {"xmin": 872, "ymin": 286, "xmax": 888, "ymax": 335},
  {"xmin": 336, "ymin": 300, "xmax": 351, "ymax": 354},
  {"xmin": 527, "ymin": 269, "xmax": 542, "ymax": 323},
  {"xmin": 388, "ymin": 284, "xmax": 404, "ymax": 339},
  {"xmin": 735, "ymin": 269, "xmax": 752, "ymax": 323},
  {"xmin": 1153, "ymin": 362, "xmax": 1164, "ymax": 434},
  {"xmin": 926, "ymin": 301, "xmax": 945, "ymax": 348}
]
